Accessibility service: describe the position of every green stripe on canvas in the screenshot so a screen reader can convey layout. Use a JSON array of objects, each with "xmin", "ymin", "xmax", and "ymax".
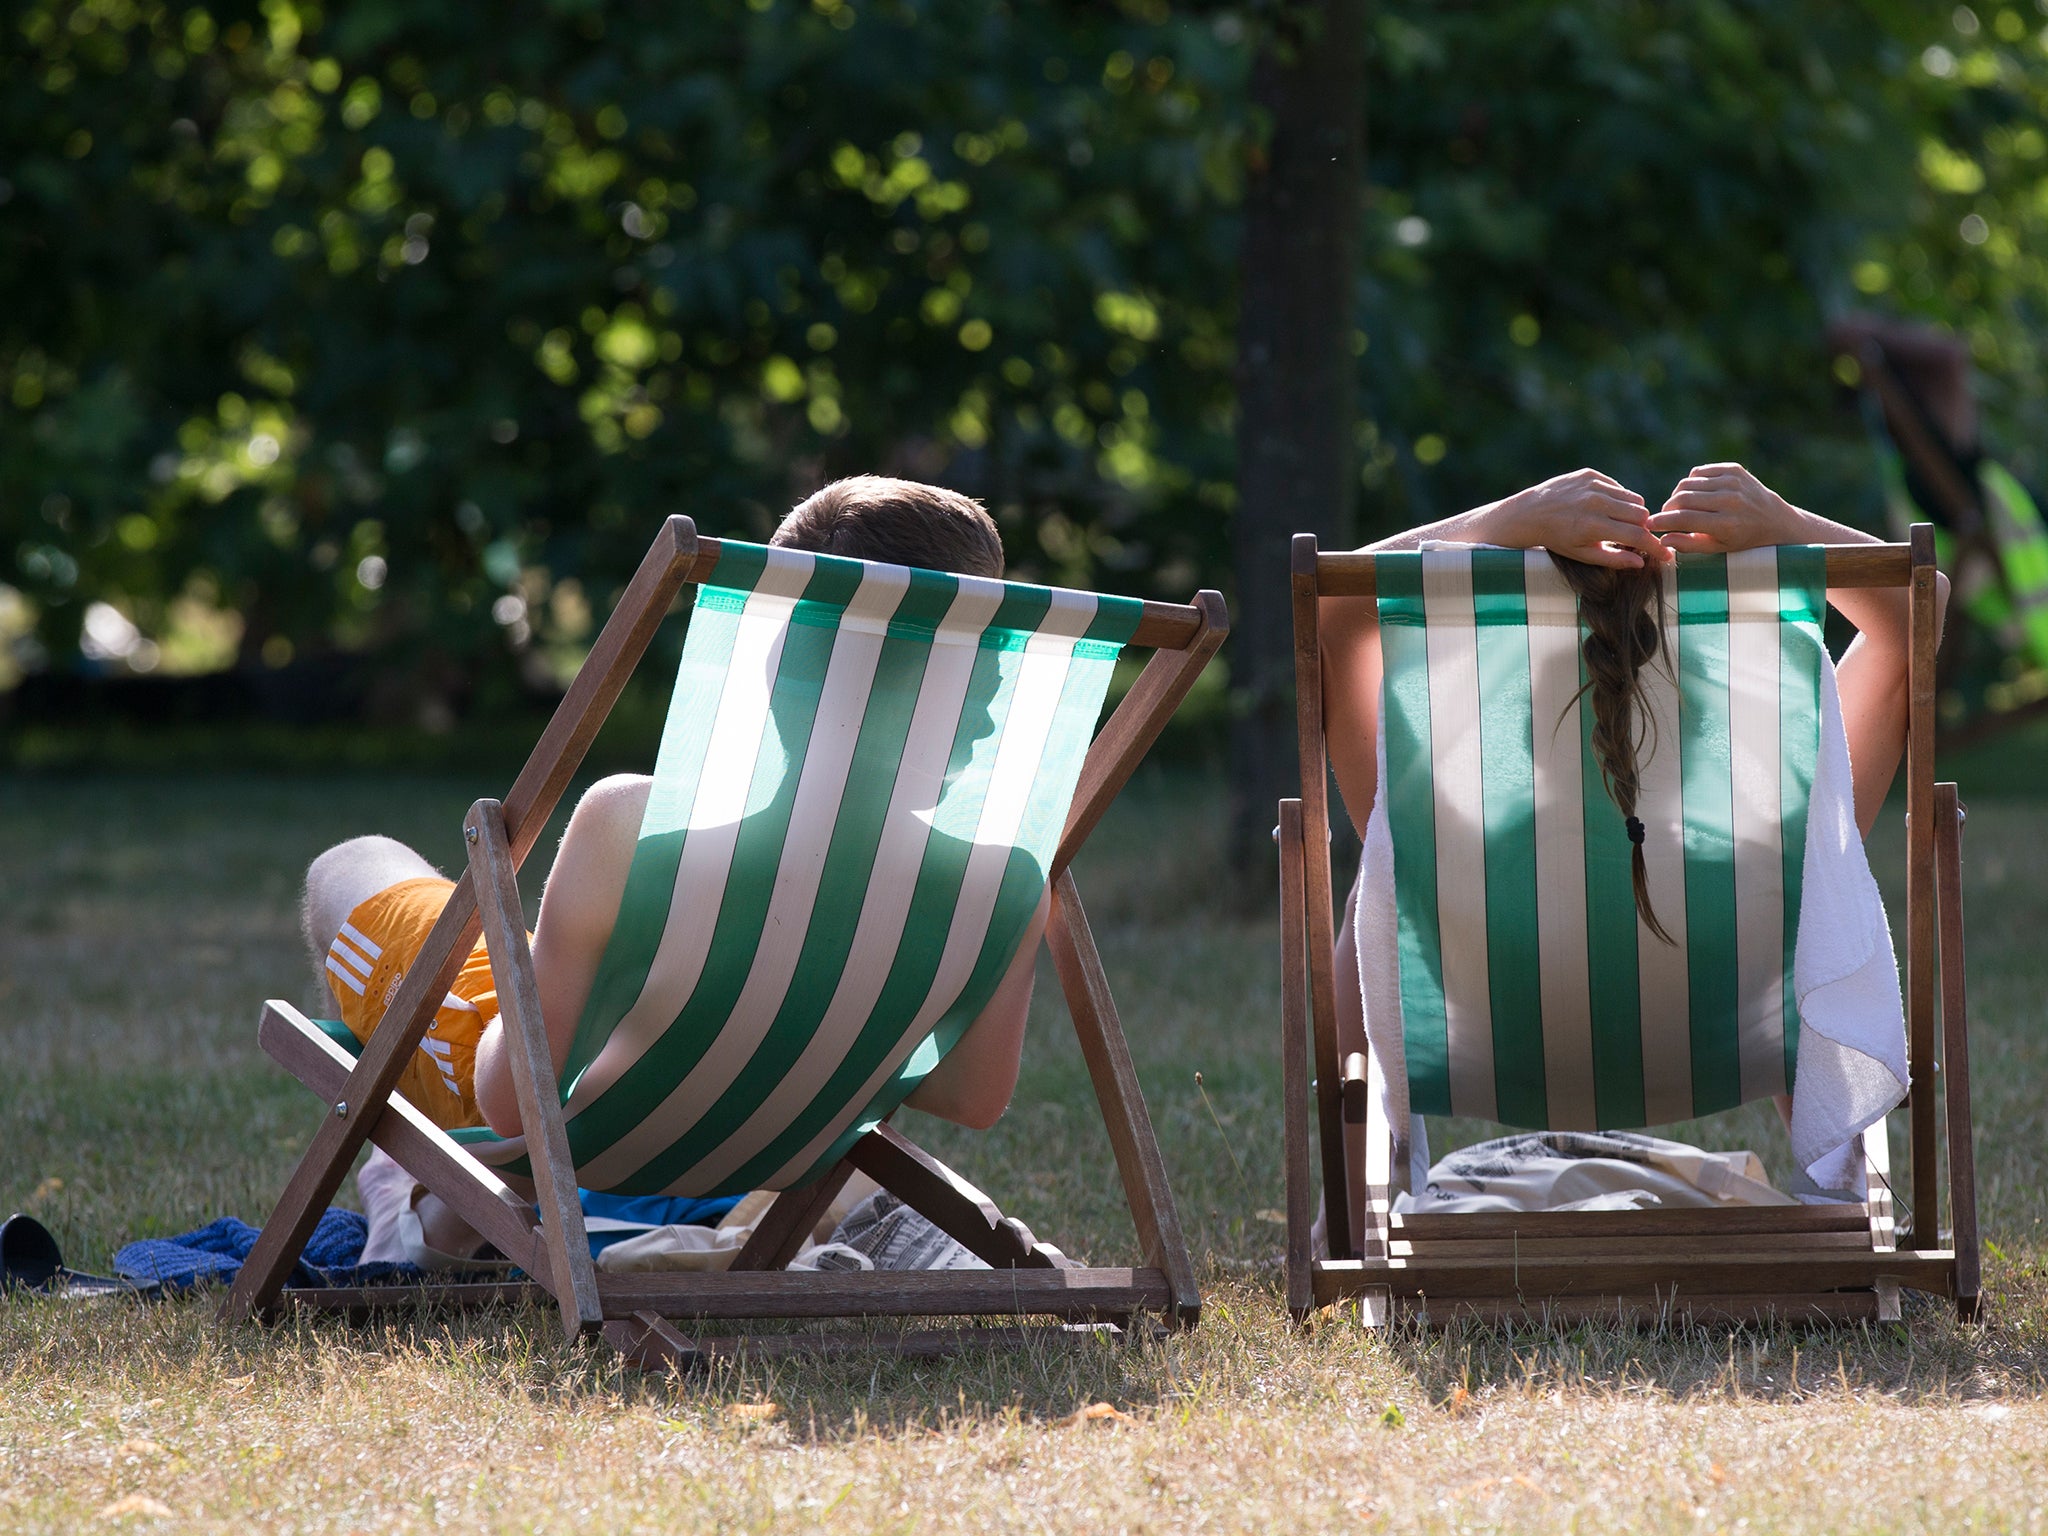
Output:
[
  {"xmin": 1578, "ymin": 637, "xmax": 1647, "ymax": 1129},
  {"xmin": 618, "ymin": 607, "xmax": 939, "ymax": 1190},
  {"xmin": 835, "ymin": 640, "xmax": 1122, "ymax": 1175},
  {"xmin": 563, "ymin": 576, "xmax": 845, "ymax": 1168},
  {"xmin": 1470, "ymin": 552, "xmax": 1547, "ymax": 1127},
  {"xmin": 1778, "ymin": 544, "xmax": 1825, "ymax": 1088},
  {"xmin": 1375, "ymin": 554, "xmax": 1451, "ymax": 1117},
  {"xmin": 712, "ymin": 630, "xmax": 1025, "ymax": 1192},
  {"xmin": 986, "ymin": 585, "xmax": 1053, "ymax": 642},
  {"xmin": 1676, "ymin": 556, "xmax": 1742, "ymax": 1116},
  {"xmin": 888, "ymin": 566, "xmax": 974, "ymax": 637},
  {"xmin": 561, "ymin": 593, "xmax": 746, "ymax": 1095}
]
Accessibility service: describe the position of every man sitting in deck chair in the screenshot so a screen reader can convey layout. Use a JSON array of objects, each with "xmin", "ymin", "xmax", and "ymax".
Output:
[
  {"xmin": 1318, "ymin": 462, "xmax": 1950, "ymax": 1235},
  {"xmin": 303, "ymin": 478, "xmax": 1042, "ymax": 1260}
]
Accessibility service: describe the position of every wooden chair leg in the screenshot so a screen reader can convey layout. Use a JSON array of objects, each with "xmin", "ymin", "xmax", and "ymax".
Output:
[
  {"xmin": 729, "ymin": 1161, "xmax": 859, "ymax": 1272},
  {"xmin": 466, "ymin": 801, "xmax": 601, "ymax": 1339},
  {"xmin": 1935, "ymin": 783, "xmax": 1984, "ymax": 1320},
  {"xmin": 1278, "ymin": 800, "xmax": 1315, "ymax": 1323},
  {"xmin": 1045, "ymin": 870, "xmax": 1201, "ymax": 1327}
]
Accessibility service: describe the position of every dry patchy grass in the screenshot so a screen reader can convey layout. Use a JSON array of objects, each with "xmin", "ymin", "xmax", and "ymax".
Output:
[{"xmin": 2, "ymin": 766, "xmax": 2046, "ymax": 1534}]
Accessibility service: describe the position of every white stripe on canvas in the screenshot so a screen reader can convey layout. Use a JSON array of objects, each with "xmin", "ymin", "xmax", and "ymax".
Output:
[
  {"xmin": 325, "ymin": 955, "xmax": 368, "ymax": 997},
  {"xmin": 1524, "ymin": 552, "xmax": 1598, "ymax": 1128},
  {"xmin": 1726, "ymin": 548, "xmax": 1789, "ymax": 1102},
  {"xmin": 573, "ymin": 564, "xmax": 914, "ymax": 1190},
  {"xmin": 1635, "ymin": 567, "xmax": 1693, "ymax": 1125},
  {"xmin": 756, "ymin": 592, "xmax": 1098, "ymax": 1190},
  {"xmin": 664, "ymin": 578, "xmax": 1013, "ymax": 1194},
  {"xmin": 1420, "ymin": 549, "xmax": 1497, "ymax": 1122},
  {"xmin": 338, "ymin": 922, "xmax": 383, "ymax": 960},
  {"xmin": 566, "ymin": 553, "xmax": 819, "ymax": 1113}
]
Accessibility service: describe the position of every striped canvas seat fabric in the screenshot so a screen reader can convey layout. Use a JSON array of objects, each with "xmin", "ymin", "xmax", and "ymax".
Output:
[
  {"xmin": 1376, "ymin": 545, "xmax": 1828, "ymax": 1131},
  {"xmin": 446, "ymin": 540, "xmax": 1142, "ymax": 1196}
]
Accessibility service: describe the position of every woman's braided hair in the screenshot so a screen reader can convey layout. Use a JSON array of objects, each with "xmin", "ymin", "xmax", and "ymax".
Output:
[{"xmin": 1546, "ymin": 553, "xmax": 1676, "ymax": 945}]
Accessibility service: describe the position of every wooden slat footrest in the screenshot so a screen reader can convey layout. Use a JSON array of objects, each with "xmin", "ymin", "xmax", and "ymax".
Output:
[
  {"xmin": 1390, "ymin": 1205, "xmax": 1872, "ymax": 1240},
  {"xmin": 1386, "ymin": 1230, "xmax": 1876, "ymax": 1261},
  {"xmin": 281, "ymin": 1281, "xmax": 547, "ymax": 1315},
  {"xmin": 1315, "ymin": 1251, "xmax": 1957, "ymax": 1303},
  {"xmin": 595, "ymin": 1266, "xmax": 1170, "ymax": 1322}
]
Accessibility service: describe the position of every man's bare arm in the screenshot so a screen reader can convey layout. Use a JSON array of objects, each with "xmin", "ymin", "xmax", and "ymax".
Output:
[{"xmin": 473, "ymin": 774, "xmax": 649, "ymax": 1136}]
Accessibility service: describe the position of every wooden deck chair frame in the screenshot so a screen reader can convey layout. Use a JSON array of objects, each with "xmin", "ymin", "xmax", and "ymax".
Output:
[
  {"xmin": 1277, "ymin": 527, "xmax": 1983, "ymax": 1328},
  {"xmin": 222, "ymin": 515, "xmax": 1225, "ymax": 1363}
]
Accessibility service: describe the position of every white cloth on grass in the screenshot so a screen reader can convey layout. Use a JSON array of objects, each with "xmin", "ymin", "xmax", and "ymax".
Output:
[{"xmin": 1393, "ymin": 1130, "xmax": 1795, "ymax": 1215}]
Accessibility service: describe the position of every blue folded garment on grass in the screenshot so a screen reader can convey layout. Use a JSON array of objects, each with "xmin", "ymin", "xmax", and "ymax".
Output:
[
  {"xmin": 115, "ymin": 1208, "xmax": 419, "ymax": 1292},
  {"xmin": 115, "ymin": 1190, "xmax": 745, "ymax": 1290}
]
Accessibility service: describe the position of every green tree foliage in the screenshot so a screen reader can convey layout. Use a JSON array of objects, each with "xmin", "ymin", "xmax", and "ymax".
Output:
[
  {"xmin": 3, "ymin": 0, "xmax": 1249, "ymax": 688},
  {"xmin": 1, "ymin": 0, "xmax": 2025, "ymax": 705},
  {"xmin": 1350, "ymin": 1, "xmax": 1946, "ymax": 532}
]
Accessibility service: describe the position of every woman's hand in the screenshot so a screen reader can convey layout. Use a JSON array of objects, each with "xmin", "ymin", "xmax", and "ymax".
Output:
[
  {"xmin": 1651, "ymin": 463, "xmax": 1811, "ymax": 554},
  {"xmin": 1487, "ymin": 468, "xmax": 1669, "ymax": 569}
]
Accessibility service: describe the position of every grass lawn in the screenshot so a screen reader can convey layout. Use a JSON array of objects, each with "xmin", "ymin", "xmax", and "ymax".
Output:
[{"xmin": 2, "ymin": 758, "xmax": 2045, "ymax": 1533}]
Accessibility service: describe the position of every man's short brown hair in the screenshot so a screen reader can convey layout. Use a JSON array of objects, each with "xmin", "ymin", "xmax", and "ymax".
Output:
[{"xmin": 770, "ymin": 475, "xmax": 1005, "ymax": 578}]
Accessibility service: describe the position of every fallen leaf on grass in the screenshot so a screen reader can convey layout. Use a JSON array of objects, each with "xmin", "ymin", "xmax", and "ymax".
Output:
[
  {"xmin": 115, "ymin": 1440, "xmax": 163, "ymax": 1458},
  {"xmin": 97, "ymin": 1494, "xmax": 172, "ymax": 1520},
  {"xmin": 1441, "ymin": 1386, "xmax": 1473, "ymax": 1416},
  {"xmin": 30, "ymin": 1176, "xmax": 63, "ymax": 1203},
  {"xmin": 1060, "ymin": 1402, "xmax": 1131, "ymax": 1427},
  {"xmin": 1253, "ymin": 1209, "xmax": 1287, "ymax": 1225},
  {"xmin": 725, "ymin": 1403, "xmax": 779, "ymax": 1422},
  {"xmin": 1378, "ymin": 1402, "xmax": 1405, "ymax": 1429}
]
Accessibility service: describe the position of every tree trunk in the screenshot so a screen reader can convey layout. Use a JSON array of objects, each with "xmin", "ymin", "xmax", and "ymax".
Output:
[{"xmin": 1229, "ymin": 0, "xmax": 1366, "ymax": 878}]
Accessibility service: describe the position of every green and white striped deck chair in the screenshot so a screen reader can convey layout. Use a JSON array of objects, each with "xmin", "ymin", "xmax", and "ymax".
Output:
[
  {"xmin": 1278, "ymin": 530, "xmax": 1982, "ymax": 1328},
  {"xmin": 228, "ymin": 517, "xmax": 1225, "ymax": 1356}
]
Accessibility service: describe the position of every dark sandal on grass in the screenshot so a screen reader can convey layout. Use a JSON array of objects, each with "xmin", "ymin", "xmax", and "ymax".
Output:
[{"xmin": 1, "ymin": 1213, "xmax": 156, "ymax": 1299}]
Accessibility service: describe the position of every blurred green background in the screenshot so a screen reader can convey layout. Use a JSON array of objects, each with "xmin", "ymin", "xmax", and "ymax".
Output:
[{"xmin": 5, "ymin": 1, "xmax": 2045, "ymax": 816}]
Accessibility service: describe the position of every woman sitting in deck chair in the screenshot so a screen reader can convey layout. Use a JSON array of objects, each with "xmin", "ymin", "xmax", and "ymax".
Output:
[
  {"xmin": 303, "ymin": 477, "xmax": 1045, "ymax": 1258},
  {"xmin": 1317, "ymin": 462, "xmax": 1950, "ymax": 1237}
]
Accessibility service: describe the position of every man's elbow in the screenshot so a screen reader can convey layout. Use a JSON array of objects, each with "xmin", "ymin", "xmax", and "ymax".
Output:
[
  {"xmin": 904, "ymin": 1074, "xmax": 1014, "ymax": 1131},
  {"xmin": 472, "ymin": 1022, "xmax": 523, "ymax": 1137},
  {"xmin": 946, "ymin": 1089, "xmax": 1012, "ymax": 1133}
]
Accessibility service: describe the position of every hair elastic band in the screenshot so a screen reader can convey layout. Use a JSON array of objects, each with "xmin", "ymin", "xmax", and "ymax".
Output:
[{"xmin": 1625, "ymin": 816, "xmax": 1646, "ymax": 845}]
